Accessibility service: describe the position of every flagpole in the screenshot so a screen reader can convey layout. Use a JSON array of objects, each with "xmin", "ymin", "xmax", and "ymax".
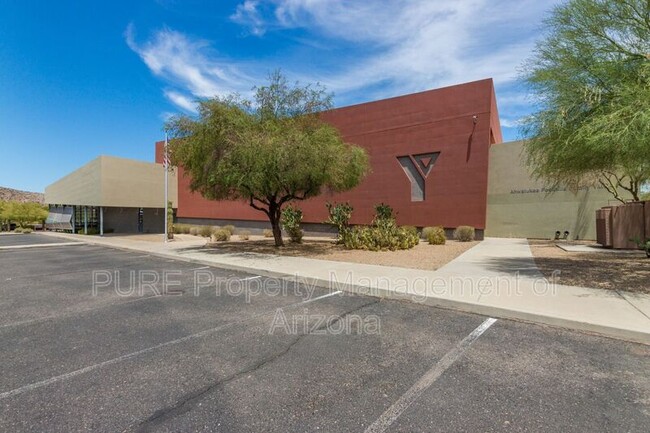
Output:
[{"xmin": 164, "ymin": 133, "xmax": 169, "ymax": 243}]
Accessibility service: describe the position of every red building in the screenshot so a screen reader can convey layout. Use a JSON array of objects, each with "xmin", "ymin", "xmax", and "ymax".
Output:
[{"xmin": 156, "ymin": 79, "xmax": 502, "ymax": 238}]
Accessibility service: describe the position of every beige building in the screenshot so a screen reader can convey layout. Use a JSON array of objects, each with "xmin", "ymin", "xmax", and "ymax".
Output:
[
  {"xmin": 45, "ymin": 155, "xmax": 177, "ymax": 234},
  {"xmin": 46, "ymin": 142, "xmax": 620, "ymax": 240},
  {"xmin": 485, "ymin": 141, "xmax": 622, "ymax": 240}
]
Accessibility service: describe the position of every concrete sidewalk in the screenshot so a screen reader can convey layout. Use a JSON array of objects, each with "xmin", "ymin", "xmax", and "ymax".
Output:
[{"xmin": 41, "ymin": 231, "xmax": 650, "ymax": 344}]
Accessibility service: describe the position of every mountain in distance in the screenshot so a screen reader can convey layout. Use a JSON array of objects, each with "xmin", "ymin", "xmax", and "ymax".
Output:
[{"xmin": 0, "ymin": 186, "xmax": 44, "ymax": 204}]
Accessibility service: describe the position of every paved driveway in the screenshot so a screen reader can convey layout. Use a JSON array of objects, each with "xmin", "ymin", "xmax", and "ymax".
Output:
[{"xmin": 0, "ymin": 244, "xmax": 648, "ymax": 432}]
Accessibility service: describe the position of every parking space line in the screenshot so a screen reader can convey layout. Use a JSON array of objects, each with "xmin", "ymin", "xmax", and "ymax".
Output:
[
  {"xmin": 364, "ymin": 317, "xmax": 497, "ymax": 433},
  {"xmin": 0, "ymin": 290, "xmax": 343, "ymax": 400}
]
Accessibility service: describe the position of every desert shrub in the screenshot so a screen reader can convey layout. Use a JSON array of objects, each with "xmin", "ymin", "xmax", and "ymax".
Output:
[
  {"xmin": 238, "ymin": 230, "xmax": 251, "ymax": 241},
  {"xmin": 421, "ymin": 227, "xmax": 434, "ymax": 239},
  {"xmin": 373, "ymin": 203, "xmax": 394, "ymax": 222},
  {"xmin": 425, "ymin": 226, "xmax": 446, "ymax": 245},
  {"xmin": 211, "ymin": 229, "xmax": 231, "ymax": 242},
  {"xmin": 401, "ymin": 225, "xmax": 418, "ymax": 236},
  {"xmin": 325, "ymin": 202, "xmax": 353, "ymax": 244},
  {"xmin": 22, "ymin": 228, "xmax": 33, "ymax": 234},
  {"xmin": 173, "ymin": 223, "xmax": 191, "ymax": 234},
  {"xmin": 222, "ymin": 225, "xmax": 235, "ymax": 235},
  {"xmin": 281, "ymin": 206, "xmax": 303, "ymax": 243},
  {"xmin": 14, "ymin": 227, "xmax": 23, "ymax": 233},
  {"xmin": 344, "ymin": 225, "xmax": 419, "ymax": 251},
  {"xmin": 343, "ymin": 204, "xmax": 418, "ymax": 251},
  {"xmin": 263, "ymin": 228, "xmax": 274, "ymax": 238},
  {"xmin": 189, "ymin": 226, "xmax": 199, "ymax": 236},
  {"xmin": 454, "ymin": 226, "xmax": 475, "ymax": 242},
  {"xmin": 198, "ymin": 225, "xmax": 213, "ymax": 237}
]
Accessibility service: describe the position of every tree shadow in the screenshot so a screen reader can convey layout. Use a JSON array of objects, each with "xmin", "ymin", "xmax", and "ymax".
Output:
[{"xmin": 178, "ymin": 239, "xmax": 339, "ymax": 258}]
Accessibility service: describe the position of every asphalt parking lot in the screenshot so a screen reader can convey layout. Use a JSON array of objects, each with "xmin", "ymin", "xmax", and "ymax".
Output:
[
  {"xmin": 0, "ymin": 232, "xmax": 71, "ymax": 247},
  {"xmin": 0, "ymin": 241, "xmax": 649, "ymax": 432}
]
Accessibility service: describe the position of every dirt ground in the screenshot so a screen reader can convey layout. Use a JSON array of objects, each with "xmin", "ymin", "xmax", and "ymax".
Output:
[
  {"xmin": 205, "ymin": 235, "xmax": 479, "ymax": 271},
  {"xmin": 529, "ymin": 240, "xmax": 650, "ymax": 294}
]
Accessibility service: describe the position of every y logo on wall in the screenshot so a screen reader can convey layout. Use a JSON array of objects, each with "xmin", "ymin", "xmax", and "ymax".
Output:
[{"xmin": 397, "ymin": 152, "xmax": 440, "ymax": 201}]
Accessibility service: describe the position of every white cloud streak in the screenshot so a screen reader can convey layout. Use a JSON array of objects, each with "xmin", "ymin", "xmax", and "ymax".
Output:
[{"xmin": 126, "ymin": 1, "xmax": 550, "ymax": 124}]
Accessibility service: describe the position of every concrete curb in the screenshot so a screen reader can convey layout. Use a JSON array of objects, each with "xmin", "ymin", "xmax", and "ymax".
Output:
[
  {"xmin": 40, "ymin": 232, "xmax": 650, "ymax": 345},
  {"xmin": 0, "ymin": 242, "xmax": 85, "ymax": 250}
]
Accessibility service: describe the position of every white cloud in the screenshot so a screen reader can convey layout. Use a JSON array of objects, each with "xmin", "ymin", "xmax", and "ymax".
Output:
[
  {"xmin": 127, "ymin": 1, "xmax": 550, "ymax": 122},
  {"xmin": 500, "ymin": 118, "xmax": 523, "ymax": 128},
  {"xmin": 163, "ymin": 90, "xmax": 197, "ymax": 113},
  {"xmin": 125, "ymin": 23, "xmax": 258, "ymax": 112},
  {"xmin": 231, "ymin": 0, "xmax": 267, "ymax": 36}
]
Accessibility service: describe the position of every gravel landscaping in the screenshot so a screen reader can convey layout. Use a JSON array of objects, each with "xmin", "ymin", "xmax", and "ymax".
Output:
[
  {"xmin": 206, "ymin": 236, "xmax": 480, "ymax": 270},
  {"xmin": 529, "ymin": 240, "xmax": 650, "ymax": 294}
]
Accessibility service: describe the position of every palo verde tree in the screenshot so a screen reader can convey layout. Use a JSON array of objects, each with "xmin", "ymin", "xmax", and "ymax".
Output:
[
  {"xmin": 166, "ymin": 72, "xmax": 369, "ymax": 246},
  {"xmin": 521, "ymin": 0, "xmax": 650, "ymax": 202}
]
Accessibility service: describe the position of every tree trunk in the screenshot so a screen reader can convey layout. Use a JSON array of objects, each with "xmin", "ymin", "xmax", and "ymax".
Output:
[{"xmin": 268, "ymin": 201, "xmax": 284, "ymax": 247}]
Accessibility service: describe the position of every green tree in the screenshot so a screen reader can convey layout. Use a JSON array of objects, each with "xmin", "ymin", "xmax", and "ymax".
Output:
[
  {"xmin": 0, "ymin": 201, "xmax": 7, "ymax": 231},
  {"xmin": 167, "ymin": 72, "xmax": 369, "ymax": 246},
  {"xmin": 521, "ymin": 0, "xmax": 650, "ymax": 202},
  {"xmin": 1, "ymin": 201, "xmax": 48, "ymax": 228}
]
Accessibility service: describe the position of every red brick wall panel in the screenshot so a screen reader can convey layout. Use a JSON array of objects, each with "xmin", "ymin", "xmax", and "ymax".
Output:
[{"xmin": 158, "ymin": 79, "xmax": 502, "ymax": 229}]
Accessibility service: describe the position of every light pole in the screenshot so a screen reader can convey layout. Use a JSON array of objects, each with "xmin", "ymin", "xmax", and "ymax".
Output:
[{"xmin": 164, "ymin": 132, "xmax": 169, "ymax": 243}]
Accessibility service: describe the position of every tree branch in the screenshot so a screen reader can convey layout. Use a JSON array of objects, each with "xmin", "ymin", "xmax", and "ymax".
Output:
[{"xmin": 249, "ymin": 196, "xmax": 270, "ymax": 216}]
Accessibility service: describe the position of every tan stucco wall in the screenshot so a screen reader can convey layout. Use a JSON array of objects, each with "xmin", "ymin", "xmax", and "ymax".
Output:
[
  {"xmin": 100, "ymin": 156, "xmax": 177, "ymax": 208},
  {"xmin": 45, "ymin": 157, "xmax": 103, "ymax": 206},
  {"xmin": 485, "ymin": 141, "xmax": 621, "ymax": 240},
  {"xmin": 45, "ymin": 156, "xmax": 177, "ymax": 208}
]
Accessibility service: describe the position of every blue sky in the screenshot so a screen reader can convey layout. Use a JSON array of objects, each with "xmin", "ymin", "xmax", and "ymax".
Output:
[{"xmin": 0, "ymin": 0, "xmax": 552, "ymax": 193}]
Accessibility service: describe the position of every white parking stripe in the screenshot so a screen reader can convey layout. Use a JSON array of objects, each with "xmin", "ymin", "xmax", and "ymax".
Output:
[
  {"xmin": 364, "ymin": 317, "xmax": 497, "ymax": 433},
  {"xmin": 0, "ymin": 290, "xmax": 343, "ymax": 400},
  {"xmin": 239, "ymin": 275, "xmax": 262, "ymax": 281}
]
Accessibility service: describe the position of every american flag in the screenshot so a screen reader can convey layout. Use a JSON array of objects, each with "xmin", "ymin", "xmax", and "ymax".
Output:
[{"xmin": 163, "ymin": 136, "xmax": 172, "ymax": 170}]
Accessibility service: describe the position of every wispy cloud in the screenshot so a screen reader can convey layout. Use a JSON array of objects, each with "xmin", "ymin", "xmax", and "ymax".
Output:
[
  {"xmin": 163, "ymin": 90, "xmax": 197, "ymax": 113},
  {"xmin": 125, "ymin": 23, "xmax": 257, "ymax": 112},
  {"xmin": 231, "ymin": 0, "xmax": 267, "ymax": 36},
  {"xmin": 126, "ymin": 1, "xmax": 550, "ymax": 130}
]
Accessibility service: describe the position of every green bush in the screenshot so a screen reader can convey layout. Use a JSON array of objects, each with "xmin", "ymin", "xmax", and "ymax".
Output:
[
  {"xmin": 22, "ymin": 228, "xmax": 33, "ymax": 234},
  {"xmin": 325, "ymin": 202, "xmax": 353, "ymax": 244},
  {"xmin": 421, "ymin": 227, "xmax": 434, "ymax": 239},
  {"xmin": 373, "ymin": 203, "xmax": 394, "ymax": 222},
  {"xmin": 211, "ymin": 228, "xmax": 231, "ymax": 242},
  {"xmin": 189, "ymin": 226, "xmax": 200, "ymax": 236},
  {"xmin": 423, "ymin": 226, "xmax": 446, "ymax": 245},
  {"xmin": 198, "ymin": 225, "xmax": 213, "ymax": 237},
  {"xmin": 238, "ymin": 230, "xmax": 251, "ymax": 240},
  {"xmin": 344, "ymin": 225, "xmax": 419, "ymax": 251},
  {"xmin": 343, "ymin": 204, "xmax": 418, "ymax": 251},
  {"xmin": 14, "ymin": 227, "xmax": 23, "ymax": 233},
  {"xmin": 173, "ymin": 223, "xmax": 192, "ymax": 234},
  {"xmin": 222, "ymin": 225, "xmax": 235, "ymax": 235},
  {"xmin": 263, "ymin": 228, "xmax": 274, "ymax": 238},
  {"xmin": 401, "ymin": 225, "xmax": 418, "ymax": 237},
  {"xmin": 454, "ymin": 226, "xmax": 475, "ymax": 242},
  {"xmin": 281, "ymin": 206, "xmax": 303, "ymax": 243}
]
